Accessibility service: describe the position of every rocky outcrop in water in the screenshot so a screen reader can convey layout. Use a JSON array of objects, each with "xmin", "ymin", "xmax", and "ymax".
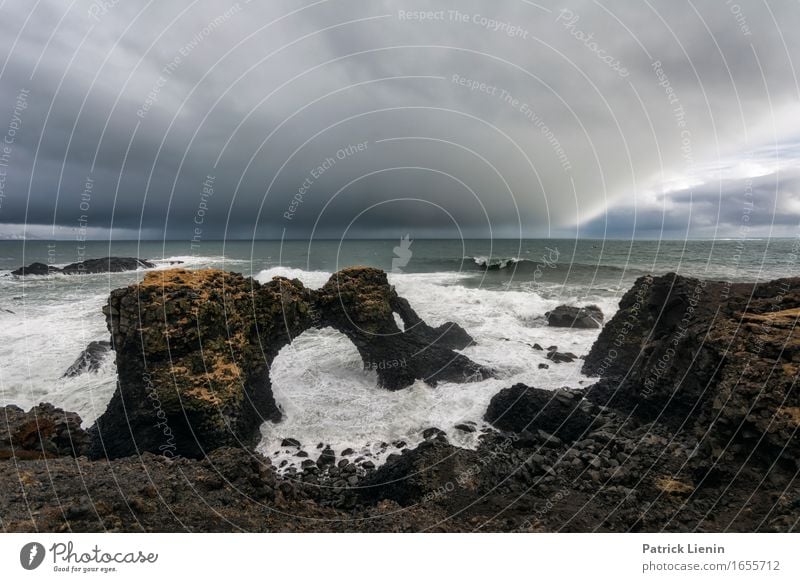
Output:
[
  {"xmin": 546, "ymin": 305, "xmax": 603, "ymax": 329},
  {"xmin": 1, "ymin": 403, "xmax": 89, "ymax": 460},
  {"xmin": 10, "ymin": 262, "xmax": 56, "ymax": 276},
  {"xmin": 316, "ymin": 268, "xmax": 488, "ymax": 390},
  {"xmin": 63, "ymin": 340, "xmax": 112, "ymax": 377},
  {"xmin": 11, "ymin": 257, "xmax": 154, "ymax": 277},
  {"xmin": 63, "ymin": 257, "xmax": 155, "ymax": 274},
  {"xmin": 90, "ymin": 267, "xmax": 489, "ymax": 459}
]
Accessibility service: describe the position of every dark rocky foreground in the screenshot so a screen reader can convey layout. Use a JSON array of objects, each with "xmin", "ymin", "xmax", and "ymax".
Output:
[{"xmin": 0, "ymin": 270, "xmax": 798, "ymax": 532}]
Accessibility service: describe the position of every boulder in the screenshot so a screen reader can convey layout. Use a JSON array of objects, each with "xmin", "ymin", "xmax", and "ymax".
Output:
[
  {"xmin": 63, "ymin": 340, "xmax": 112, "ymax": 377},
  {"xmin": 90, "ymin": 267, "xmax": 489, "ymax": 459},
  {"xmin": 317, "ymin": 446, "xmax": 336, "ymax": 467},
  {"xmin": 357, "ymin": 438, "xmax": 477, "ymax": 506},
  {"xmin": 422, "ymin": 427, "xmax": 447, "ymax": 440},
  {"xmin": 546, "ymin": 350, "xmax": 575, "ymax": 364},
  {"xmin": 484, "ymin": 384, "xmax": 597, "ymax": 442},
  {"xmin": 546, "ymin": 305, "xmax": 603, "ymax": 329},
  {"xmin": 1, "ymin": 403, "xmax": 89, "ymax": 460}
]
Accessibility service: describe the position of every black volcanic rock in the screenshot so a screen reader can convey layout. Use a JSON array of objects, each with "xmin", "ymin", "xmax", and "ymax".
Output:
[
  {"xmin": 12, "ymin": 257, "xmax": 154, "ymax": 277},
  {"xmin": 11, "ymin": 262, "xmax": 56, "ymax": 276},
  {"xmin": 583, "ymin": 272, "xmax": 800, "ymax": 467},
  {"xmin": 390, "ymin": 296, "xmax": 475, "ymax": 350},
  {"xmin": 91, "ymin": 269, "xmax": 305, "ymax": 460},
  {"xmin": 1, "ymin": 403, "xmax": 89, "ymax": 460},
  {"xmin": 422, "ymin": 427, "xmax": 447, "ymax": 440},
  {"xmin": 90, "ymin": 267, "xmax": 489, "ymax": 459},
  {"xmin": 61, "ymin": 257, "xmax": 154, "ymax": 274},
  {"xmin": 357, "ymin": 439, "xmax": 476, "ymax": 506},
  {"xmin": 315, "ymin": 268, "xmax": 490, "ymax": 389},
  {"xmin": 546, "ymin": 350, "xmax": 575, "ymax": 364},
  {"xmin": 484, "ymin": 384, "xmax": 597, "ymax": 442},
  {"xmin": 582, "ymin": 273, "xmax": 725, "ymax": 422},
  {"xmin": 3, "ymin": 273, "xmax": 800, "ymax": 533},
  {"xmin": 317, "ymin": 446, "xmax": 336, "ymax": 467},
  {"xmin": 546, "ymin": 305, "xmax": 603, "ymax": 329},
  {"xmin": 63, "ymin": 340, "xmax": 112, "ymax": 377}
]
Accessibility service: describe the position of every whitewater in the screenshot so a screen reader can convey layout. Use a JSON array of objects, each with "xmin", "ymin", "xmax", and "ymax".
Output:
[{"xmin": 0, "ymin": 256, "xmax": 615, "ymax": 470}]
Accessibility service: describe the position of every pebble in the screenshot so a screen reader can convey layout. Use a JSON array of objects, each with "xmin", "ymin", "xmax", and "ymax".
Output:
[
  {"xmin": 537, "ymin": 430, "xmax": 562, "ymax": 447},
  {"xmin": 317, "ymin": 446, "xmax": 336, "ymax": 467}
]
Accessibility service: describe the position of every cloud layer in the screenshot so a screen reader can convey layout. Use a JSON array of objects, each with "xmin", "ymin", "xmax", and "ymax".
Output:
[{"xmin": 0, "ymin": 0, "xmax": 798, "ymax": 240}]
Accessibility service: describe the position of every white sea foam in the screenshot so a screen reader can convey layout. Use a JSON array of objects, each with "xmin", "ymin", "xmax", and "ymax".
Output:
[
  {"xmin": 255, "ymin": 266, "xmax": 333, "ymax": 289},
  {"xmin": 257, "ymin": 269, "xmax": 618, "ymax": 470},
  {"xmin": 0, "ymin": 288, "xmax": 116, "ymax": 424},
  {"xmin": 150, "ymin": 255, "xmax": 248, "ymax": 269}
]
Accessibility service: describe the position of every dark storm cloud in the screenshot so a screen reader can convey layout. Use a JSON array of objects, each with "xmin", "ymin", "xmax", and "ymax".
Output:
[{"xmin": 0, "ymin": 0, "xmax": 799, "ymax": 241}]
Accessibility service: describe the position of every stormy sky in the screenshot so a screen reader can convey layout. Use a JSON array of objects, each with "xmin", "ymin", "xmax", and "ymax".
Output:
[{"xmin": 0, "ymin": 0, "xmax": 798, "ymax": 240}]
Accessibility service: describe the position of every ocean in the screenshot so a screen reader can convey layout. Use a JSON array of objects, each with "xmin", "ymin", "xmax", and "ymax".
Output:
[{"xmin": 0, "ymin": 237, "xmax": 795, "ymax": 468}]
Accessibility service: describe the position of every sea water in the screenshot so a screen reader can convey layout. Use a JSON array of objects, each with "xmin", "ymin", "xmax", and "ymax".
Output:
[{"xmin": 0, "ymin": 238, "xmax": 793, "ymax": 467}]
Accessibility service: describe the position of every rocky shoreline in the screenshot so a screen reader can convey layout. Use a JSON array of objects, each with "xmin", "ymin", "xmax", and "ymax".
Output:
[{"xmin": 1, "ymin": 269, "xmax": 797, "ymax": 532}]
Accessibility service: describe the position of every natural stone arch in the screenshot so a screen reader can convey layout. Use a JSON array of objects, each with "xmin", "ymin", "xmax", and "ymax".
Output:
[
  {"xmin": 90, "ymin": 267, "xmax": 490, "ymax": 459},
  {"xmin": 313, "ymin": 268, "xmax": 485, "ymax": 390}
]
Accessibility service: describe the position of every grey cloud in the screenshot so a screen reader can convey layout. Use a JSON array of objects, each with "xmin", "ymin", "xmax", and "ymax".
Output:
[
  {"xmin": 580, "ymin": 168, "xmax": 800, "ymax": 238},
  {"xmin": 0, "ymin": 0, "xmax": 798, "ymax": 240}
]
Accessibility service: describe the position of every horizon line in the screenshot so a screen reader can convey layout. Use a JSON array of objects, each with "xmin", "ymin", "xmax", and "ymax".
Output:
[{"xmin": 0, "ymin": 236, "xmax": 791, "ymax": 243}]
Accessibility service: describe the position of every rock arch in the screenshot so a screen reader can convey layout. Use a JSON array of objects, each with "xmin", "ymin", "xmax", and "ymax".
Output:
[{"xmin": 90, "ymin": 267, "xmax": 489, "ymax": 459}]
